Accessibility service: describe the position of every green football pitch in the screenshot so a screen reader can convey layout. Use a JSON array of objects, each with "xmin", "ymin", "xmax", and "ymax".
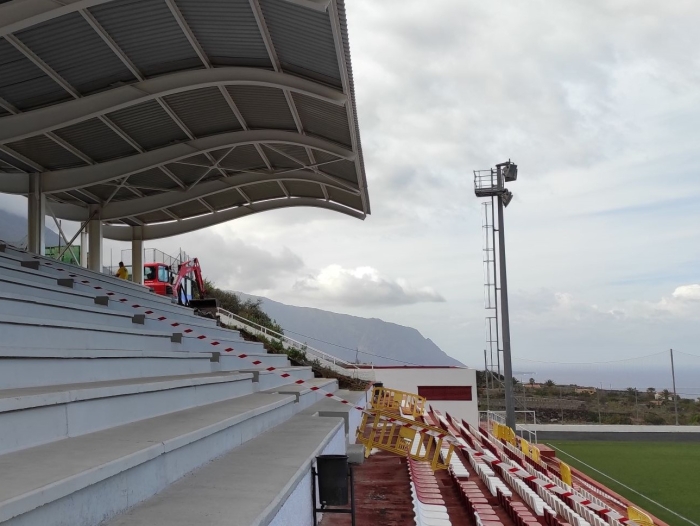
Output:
[{"xmin": 546, "ymin": 441, "xmax": 700, "ymax": 526}]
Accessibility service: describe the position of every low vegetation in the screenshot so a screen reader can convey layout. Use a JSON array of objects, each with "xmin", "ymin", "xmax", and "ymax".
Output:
[
  {"xmin": 204, "ymin": 280, "xmax": 283, "ymax": 333},
  {"xmin": 479, "ymin": 374, "xmax": 700, "ymax": 425}
]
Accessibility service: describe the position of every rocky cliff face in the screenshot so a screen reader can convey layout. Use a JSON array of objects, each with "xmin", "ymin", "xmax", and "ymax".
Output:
[{"xmin": 237, "ymin": 292, "xmax": 463, "ymax": 367}]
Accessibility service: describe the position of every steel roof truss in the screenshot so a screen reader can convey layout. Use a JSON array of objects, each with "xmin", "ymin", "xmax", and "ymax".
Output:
[
  {"xmin": 79, "ymin": 9, "xmax": 144, "ymax": 81},
  {"xmin": 4, "ymin": 34, "xmax": 79, "ymax": 99},
  {"xmin": 164, "ymin": 0, "xmax": 211, "ymax": 70}
]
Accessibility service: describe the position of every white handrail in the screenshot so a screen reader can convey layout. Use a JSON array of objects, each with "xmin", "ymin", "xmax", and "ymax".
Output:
[{"xmin": 216, "ymin": 307, "xmax": 376, "ymax": 381}]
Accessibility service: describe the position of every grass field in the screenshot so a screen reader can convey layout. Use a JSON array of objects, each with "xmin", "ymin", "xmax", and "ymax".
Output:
[{"xmin": 546, "ymin": 441, "xmax": 700, "ymax": 526}]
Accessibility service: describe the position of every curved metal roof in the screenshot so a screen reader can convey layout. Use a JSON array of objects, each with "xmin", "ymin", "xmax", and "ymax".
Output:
[{"xmin": 0, "ymin": 0, "xmax": 368, "ymax": 240}]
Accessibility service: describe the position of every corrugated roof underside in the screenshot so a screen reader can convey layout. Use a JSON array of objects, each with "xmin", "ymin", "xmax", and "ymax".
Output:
[
  {"xmin": 226, "ymin": 85, "xmax": 296, "ymax": 130},
  {"xmin": 107, "ymin": 100, "xmax": 188, "ymax": 150},
  {"xmin": 336, "ymin": 0, "xmax": 367, "ymax": 209},
  {"xmin": 53, "ymin": 118, "xmax": 137, "ymax": 162},
  {"xmin": 0, "ymin": 39, "xmax": 70, "ymax": 110},
  {"xmin": 217, "ymin": 144, "xmax": 266, "ymax": 171},
  {"xmin": 169, "ymin": 199, "xmax": 209, "ymax": 219},
  {"xmin": 89, "ymin": 0, "xmax": 203, "ymax": 77},
  {"xmin": 163, "ymin": 87, "xmax": 243, "ymax": 137},
  {"xmin": 259, "ymin": 0, "xmax": 341, "ymax": 87},
  {"xmin": 203, "ymin": 189, "xmax": 247, "ymax": 210},
  {"xmin": 15, "ymin": 12, "xmax": 136, "ymax": 96},
  {"xmin": 129, "ymin": 167, "xmax": 181, "ymax": 191},
  {"xmin": 6, "ymin": 135, "xmax": 86, "ymax": 170},
  {"xmin": 0, "ymin": 149, "xmax": 36, "ymax": 172},
  {"xmin": 293, "ymin": 92, "xmax": 351, "ymax": 147},
  {"xmin": 243, "ymin": 181, "xmax": 285, "ymax": 202},
  {"xmin": 176, "ymin": 0, "xmax": 271, "ymax": 67}
]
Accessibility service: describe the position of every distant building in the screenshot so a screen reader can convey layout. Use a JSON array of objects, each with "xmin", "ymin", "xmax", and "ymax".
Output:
[
  {"xmin": 574, "ymin": 387, "xmax": 597, "ymax": 395},
  {"xmin": 524, "ymin": 383, "xmax": 542, "ymax": 389}
]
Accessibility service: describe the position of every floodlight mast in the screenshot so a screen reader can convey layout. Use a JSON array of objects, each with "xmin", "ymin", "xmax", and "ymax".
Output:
[{"xmin": 474, "ymin": 161, "xmax": 518, "ymax": 432}]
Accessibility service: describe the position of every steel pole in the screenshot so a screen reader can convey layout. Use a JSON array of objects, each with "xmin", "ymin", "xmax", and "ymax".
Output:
[
  {"xmin": 670, "ymin": 349, "xmax": 679, "ymax": 426},
  {"xmin": 496, "ymin": 195, "xmax": 516, "ymax": 431}
]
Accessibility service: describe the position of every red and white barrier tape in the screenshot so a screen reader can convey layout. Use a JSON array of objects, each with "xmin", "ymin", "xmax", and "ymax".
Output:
[{"xmin": 36, "ymin": 258, "xmax": 467, "ymax": 445}]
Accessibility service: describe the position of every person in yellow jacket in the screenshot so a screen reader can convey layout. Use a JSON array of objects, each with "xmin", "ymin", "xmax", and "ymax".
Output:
[{"xmin": 115, "ymin": 261, "xmax": 129, "ymax": 280}]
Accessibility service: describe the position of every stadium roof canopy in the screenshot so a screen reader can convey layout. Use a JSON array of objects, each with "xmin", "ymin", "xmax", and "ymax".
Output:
[{"xmin": 0, "ymin": 0, "xmax": 369, "ymax": 240}]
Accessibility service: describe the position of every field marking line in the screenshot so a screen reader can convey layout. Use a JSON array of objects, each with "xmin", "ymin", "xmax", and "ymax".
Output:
[{"xmin": 546, "ymin": 443, "xmax": 699, "ymax": 526}]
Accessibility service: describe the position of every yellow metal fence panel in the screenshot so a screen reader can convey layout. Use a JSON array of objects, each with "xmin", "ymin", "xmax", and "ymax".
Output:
[
  {"xmin": 628, "ymin": 506, "xmax": 654, "ymax": 526},
  {"xmin": 356, "ymin": 409, "xmax": 453, "ymax": 471},
  {"xmin": 560, "ymin": 461, "xmax": 573, "ymax": 486}
]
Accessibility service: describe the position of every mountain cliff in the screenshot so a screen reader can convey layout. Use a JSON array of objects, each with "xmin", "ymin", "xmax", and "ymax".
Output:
[
  {"xmin": 0, "ymin": 209, "xmax": 60, "ymax": 247},
  {"xmin": 237, "ymin": 292, "xmax": 463, "ymax": 367}
]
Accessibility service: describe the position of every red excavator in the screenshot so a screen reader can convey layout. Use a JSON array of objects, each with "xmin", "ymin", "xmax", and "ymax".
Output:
[{"xmin": 144, "ymin": 258, "xmax": 216, "ymax": 309}]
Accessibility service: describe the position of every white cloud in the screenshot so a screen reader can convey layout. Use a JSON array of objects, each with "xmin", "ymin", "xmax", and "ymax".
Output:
[
  {"xmin": 672, "ymin": 284, "xmax": 700, "ymax": 301},
  {"xmin": 292, "ymin": 264, "xmax": 445, "ymax": 307}
]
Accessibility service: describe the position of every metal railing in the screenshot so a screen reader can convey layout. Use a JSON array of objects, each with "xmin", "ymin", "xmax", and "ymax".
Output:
[
  {"xmin": 481, "ymin": 410, "xmax": 538, "ymax": 444},
  {"xmin": 216, "ymin": 307, "xmax": 376, "ymax": 381}
]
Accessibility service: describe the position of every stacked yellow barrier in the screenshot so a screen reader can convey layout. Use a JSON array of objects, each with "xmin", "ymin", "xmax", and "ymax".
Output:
[
  {"xmin": 628, "ymin": 506, "xmax": 654, "ymax": 526},
  {"xmin": 370, "ymin": 386, "xmax": 426, "ymax": 417},
  {"xmin": 356, "ymin": 408, "xmax": 454, "ymax": 470}
]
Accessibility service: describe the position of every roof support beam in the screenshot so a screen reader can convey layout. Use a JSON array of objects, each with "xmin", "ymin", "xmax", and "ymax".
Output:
[
  {"xmin": 8, "ymin": 130, "xmax": 355, "ymax": 194},
  {"xmin": 4, "ymin": 34, "xmax": 79, "ymax": 99},
  {"xmin": 329, "ymin": 0, "xmax": 369, "ymax": 214},
  {"xmin": 164, "ymin": 0, "xmax": 210, "ymax": 69},
  {"xmin": 79, "ymin": 9, "xmax": 143, "ymax": 81},
  {"xmin": 0, "ymin": 144, "xmax": 44, "ymax": 172},
  {"xmin": 0, "ymin": 96, "xmax": 19, "ymax": 115},
  {"xmin": 102, "ymin": 197, "xmax": 365, "ymax": 240},
  {"xmin": 49, "ymin": 168, "xmax": 359, "ymax": 221},
  {"xmin": 46, "ymin": 132, "xmax": 94, "ymax": 165},
  {"xmin": 0, "ymin": 68, "xmax": 346, "ymax": 144}
]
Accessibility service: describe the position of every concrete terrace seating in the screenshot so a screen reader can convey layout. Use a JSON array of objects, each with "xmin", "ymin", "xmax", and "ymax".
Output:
[
  {"xmin": 407, "ymin": 458, "xmax": 452, "ymax": 526},
  {"xmin": 0, "ymin": 242, "xmax": 361, "ymax": 526}
]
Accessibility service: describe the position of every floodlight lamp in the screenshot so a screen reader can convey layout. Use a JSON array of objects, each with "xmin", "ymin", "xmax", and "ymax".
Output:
[
  {"xmin": 503, "ymin": 162, "xmax": 518, "ymax": 182},
  {"xmin": 501, "ymin": 189, "xmax": 513, "ymax": 207}
]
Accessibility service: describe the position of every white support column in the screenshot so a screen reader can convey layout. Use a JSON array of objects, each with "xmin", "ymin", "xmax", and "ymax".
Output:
[
  {"xmin": 80, "ymin": 230, "xmax": 88, "ymax": 267},
  {"xmin": 87, "ymin": 207, "xmax": 103, "ymax": 272},
  {"xmin": 27, "ymin": 173, "xmax": 46, "ymax": 255},
  {"xmin": 131, "ymin": 227, "xmax": 143, "ymax": 285}
]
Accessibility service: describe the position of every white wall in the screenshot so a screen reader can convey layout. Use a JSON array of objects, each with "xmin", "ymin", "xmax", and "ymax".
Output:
[{"xmin": 372, "ymin": 367, "xmax": 479, "ymax": 429}]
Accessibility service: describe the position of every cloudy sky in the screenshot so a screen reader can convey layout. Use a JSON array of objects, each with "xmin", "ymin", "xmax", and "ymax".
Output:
[{"xmin": 3, "ymin": 0, "xmax": 700, "ymax": 379}]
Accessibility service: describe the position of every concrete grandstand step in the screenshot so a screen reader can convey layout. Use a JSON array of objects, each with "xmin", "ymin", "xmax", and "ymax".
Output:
[
  {"xmin": 262, "ymin": 377, "xmax": 339, "ymax": 410},
  {"xmin": 0, "ymin": 273, "xmax": 108, "ymax": 307},
  {"xmin": 0, "ymin": 246, "xmax": 153, "ymax": 295},
  {"xmin": 104, "ymin": 415, "xmax": 345, "ymax": 526},
  {"xmin": 0, "ymin": 348, "xmax": 215, "ymax": 389},
  {"xmin": 0, "ymin": 393, "xmax": 298, "ymax": 526},
  {"xmin": 143, "ymin": 315, "xmax": 256, "ymax": 342},
  {"xmin": 179, "ymin": 333, "xmax": 267, "ymax": 354},
  {"xmin": 0, "ymin": 258, "xmax": 69, "ymax": 289},
  {"xmin": 216, "ymin": 352, "xmax": 290, "ymax": 370},
  {"xmin": 0, "ymin": 313, "xmax": 179, "ymax": 352},
  {"xmin": 300, "ymin": 388, "xmax": 367, "ymax": 438},
  {"xmin": 0, "ymin": 291, "xmax": 142, "ymax": 328},
  {"xmin": 0, "ymin": 372, "xmax": 255, "ymax": 455},
  {"xmin": 242, "ymin": 366, "xmax": 315, "ymax": 390}
]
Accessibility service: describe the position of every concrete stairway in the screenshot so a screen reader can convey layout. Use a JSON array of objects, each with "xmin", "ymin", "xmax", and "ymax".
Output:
[{"xmin": 0, "ymin": 242, "xmax": 364, "ymax": 526}]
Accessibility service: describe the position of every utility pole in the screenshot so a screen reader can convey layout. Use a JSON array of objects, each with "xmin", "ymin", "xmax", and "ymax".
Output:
[
  {"xmin": 597, "ymin": 383, "xmax": 602, "ymax": 424},
  {"xmin": 670, "ymin": 349, "xmax": 679, "ymax": 426}
]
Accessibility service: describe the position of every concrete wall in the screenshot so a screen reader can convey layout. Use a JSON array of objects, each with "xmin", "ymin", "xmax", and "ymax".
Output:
[
  {"xmin": 371, "ymin": 367, "xmax": 479, "ymax": 429},
  {"xmin": 268, "ymin": 424, "xmax": 345, "ymax": 526},
  {"xmin": 532, "ymin": 424, "xmax": 700, "ymax": 442}
]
